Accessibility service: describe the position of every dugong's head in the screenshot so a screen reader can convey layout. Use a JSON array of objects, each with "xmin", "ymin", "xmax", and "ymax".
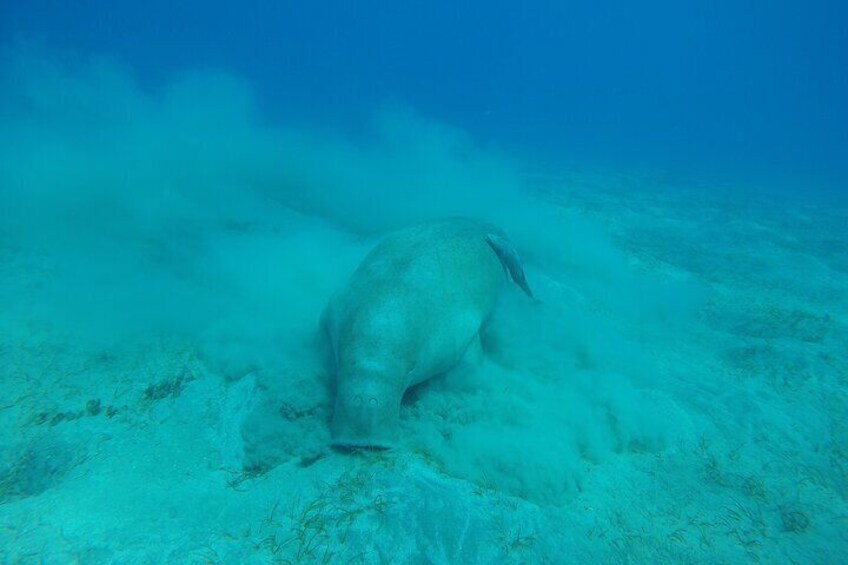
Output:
[{"xmin": 331, "ymin": 367, "xmax": 402, "ymax": 449}]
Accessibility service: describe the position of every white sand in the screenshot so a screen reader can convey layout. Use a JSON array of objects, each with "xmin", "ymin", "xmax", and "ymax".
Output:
[{"xmin": 1, "ymin": 47, "xmax": 846, "ymax": 563}]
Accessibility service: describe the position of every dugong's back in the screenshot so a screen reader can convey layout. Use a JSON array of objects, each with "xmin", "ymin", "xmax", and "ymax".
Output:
[
  {"xmin": 336, "ymin": 218, "xmax": 505, "ymax": 352},
  {"xmin": 323, "ymin": 218, "xmax": 527, "ymax": 448}
]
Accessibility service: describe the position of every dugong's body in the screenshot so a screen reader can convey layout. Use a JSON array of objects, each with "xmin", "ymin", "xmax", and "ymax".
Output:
[{"xmin": 322, "ymin": 218, "xmax": 532, "ymax": 448}]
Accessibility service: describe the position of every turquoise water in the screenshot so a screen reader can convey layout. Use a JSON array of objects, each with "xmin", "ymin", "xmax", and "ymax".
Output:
[{"xmin": 1, "ymin": 3, "xmax": 846, "ymax": 563}]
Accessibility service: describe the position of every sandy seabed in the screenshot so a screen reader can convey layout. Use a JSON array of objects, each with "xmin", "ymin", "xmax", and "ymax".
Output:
[{"xmin": 1, "ymin": 162, "xmax": 845, "ymax": 564}]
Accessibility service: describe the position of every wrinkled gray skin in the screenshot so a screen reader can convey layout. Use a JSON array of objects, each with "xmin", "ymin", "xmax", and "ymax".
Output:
[{"xmin": 321, "ymin": 218, "xmax": 532, "ymax": 449}]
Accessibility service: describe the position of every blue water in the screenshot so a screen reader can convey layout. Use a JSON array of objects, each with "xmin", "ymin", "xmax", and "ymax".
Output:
[
  {"xmin": 1, "ymin": 2, "xmax": 846, "ymax": 563},
  {"xmin": 4, "ymin": 1, "xmax": 846, "ymax": 188}
]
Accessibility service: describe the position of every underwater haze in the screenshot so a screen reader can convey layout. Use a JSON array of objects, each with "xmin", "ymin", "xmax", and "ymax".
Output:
[
  {"xmin": 5, "ymin": 1, "xmax": 848, "ymax": 189},
  {"xmin": 1, "ymin": 1, "xmax": 846, "ymax": 563}
]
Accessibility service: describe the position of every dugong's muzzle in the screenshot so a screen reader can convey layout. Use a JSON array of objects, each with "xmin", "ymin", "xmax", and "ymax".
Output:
[{"xmin": 331, "ymin": 379, "xmax": 399, "ymax": 449}]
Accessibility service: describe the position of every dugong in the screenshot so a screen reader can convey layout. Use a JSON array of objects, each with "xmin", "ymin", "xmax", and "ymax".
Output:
[{"xmin": 321, "ymin": 218, "xmax": 533, "ymax": 448}]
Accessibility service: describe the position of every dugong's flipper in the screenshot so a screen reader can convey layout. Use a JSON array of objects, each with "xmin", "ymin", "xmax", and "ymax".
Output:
[{"xmin": 485, "ymin": 233, "xmax": 534, "ymax": 299}]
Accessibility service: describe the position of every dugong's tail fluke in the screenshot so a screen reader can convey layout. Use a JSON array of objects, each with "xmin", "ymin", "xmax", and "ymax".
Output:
[{"xmin": 485, "ymin": 233, "xmax": 534, "ymax": 299}]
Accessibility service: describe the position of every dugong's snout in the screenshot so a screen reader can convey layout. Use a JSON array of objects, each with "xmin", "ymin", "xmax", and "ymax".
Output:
[{"xmin": 331, "ymin": 382, "xmax": 399, "ymax": 449}]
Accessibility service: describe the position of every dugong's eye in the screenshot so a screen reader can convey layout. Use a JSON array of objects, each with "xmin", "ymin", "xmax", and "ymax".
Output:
[{"xmin": 368, "ymin": 397, "xmax": 378, "ymax": 407}]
